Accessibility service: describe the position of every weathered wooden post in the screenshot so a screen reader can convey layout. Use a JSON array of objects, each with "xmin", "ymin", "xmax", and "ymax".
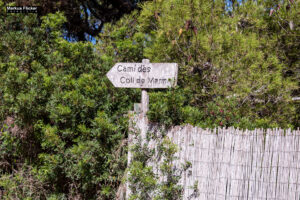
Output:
[
  {"xmin": 106, "ymin": 59, "xmax": 178, "ymax": 199},
  {"xmin": 141, "ymin": 59, "xmax": 149, "ymax": 115},
  {"xmin": 141, "ymin": 90, "xmax": 149, "ymax": 114},
  {"xmin": 140, "ymin": 59, "xmax": 150, "ymax": 145}
]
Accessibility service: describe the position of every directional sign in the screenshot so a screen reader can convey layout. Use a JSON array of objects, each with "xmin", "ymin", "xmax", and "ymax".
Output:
[{"xmin": 106, "ymin": 62, "xmax": 178, "ymax": 88}]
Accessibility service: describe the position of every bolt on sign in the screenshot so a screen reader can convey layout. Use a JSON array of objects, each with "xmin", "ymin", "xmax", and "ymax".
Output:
[{"xmin": 106, "ymin": 61, "xmax": 178, "ymax": 88}]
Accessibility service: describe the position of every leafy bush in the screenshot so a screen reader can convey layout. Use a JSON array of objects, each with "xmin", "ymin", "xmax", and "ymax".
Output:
[{"xmin": 0, "ymin": 6, "xmax": 139, "ymax": 199}]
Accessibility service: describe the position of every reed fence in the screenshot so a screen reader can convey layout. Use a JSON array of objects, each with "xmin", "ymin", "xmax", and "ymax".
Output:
[{"xmin": 126, "ymin": 114, "xmax": 300, "ymax": 200}]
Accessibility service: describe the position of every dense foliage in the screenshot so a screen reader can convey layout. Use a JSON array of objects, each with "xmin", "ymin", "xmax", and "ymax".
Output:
[
  {"xmin": 0, "ymin": 2, "xmax": 140, "ymax": 199},
  {"xmin": 4, "ymin": 0, "xmax": 147, "ymax": 41},
  {"xmin": 139, "ymin": 0, "xmax": 299, "ymax": 129},
  {"xmin": 128, "ymin": 128, "xmax": 187, "ymax": 200},
  {"xmin": 97, "ymin": 0, "xmax": 299, "ymax": 129},
  {"xmin": 0, "ymin": 0, "xmax": 299, "ymax": 199}
]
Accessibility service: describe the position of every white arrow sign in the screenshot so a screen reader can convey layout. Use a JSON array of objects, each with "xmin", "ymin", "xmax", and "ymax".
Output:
[{"xmin": 106, "ymin": 61, "xmax": 178, "ymax": 88}]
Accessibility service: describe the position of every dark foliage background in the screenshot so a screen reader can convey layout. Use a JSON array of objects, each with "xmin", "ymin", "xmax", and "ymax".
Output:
[{"xmin": 3, "ymin": 0, "xmax": 147, "ymax": 41}]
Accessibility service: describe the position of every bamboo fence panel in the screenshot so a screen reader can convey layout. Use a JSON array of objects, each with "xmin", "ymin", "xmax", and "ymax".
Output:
[{"xmin": 127, "ymin": 119, "xmax": 300, "ymax": 200}]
